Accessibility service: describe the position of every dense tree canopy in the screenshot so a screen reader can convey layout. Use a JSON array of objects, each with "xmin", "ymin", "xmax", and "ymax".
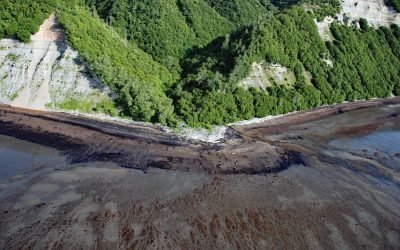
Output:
[
  {"xmin": 0, "ymin": 0, "xmax": 55, "ymax": 42},
  {"xmin": 389, "ymin": 0, "xmax": 400, "ymax": 12},
  {"xmin": 174, "ymin": 8, "xmax": 400, "ymax": 126}
]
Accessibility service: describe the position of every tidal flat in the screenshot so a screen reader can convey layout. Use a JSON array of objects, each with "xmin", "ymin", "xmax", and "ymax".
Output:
[{"xmin": 0, "ymin": 99, "xmax": 400, "ymax": 249}]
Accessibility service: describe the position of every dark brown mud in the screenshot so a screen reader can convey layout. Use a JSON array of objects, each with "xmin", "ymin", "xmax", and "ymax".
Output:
[{"xmin": 0, "ymin": 104, "xmax": 299, "ymax": 174}]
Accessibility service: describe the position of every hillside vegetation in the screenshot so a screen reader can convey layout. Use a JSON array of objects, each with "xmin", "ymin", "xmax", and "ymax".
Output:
[
  {"xmin": 0, "ymin": 0, "xmax": 54, "ymax": 42},
  {"xmin": 1, "ymin": 0, "xmax": 400, "ymax": 127},
  {"xmin": 390, "ymin": 0, "xmax": 400, "ymax": 12}
]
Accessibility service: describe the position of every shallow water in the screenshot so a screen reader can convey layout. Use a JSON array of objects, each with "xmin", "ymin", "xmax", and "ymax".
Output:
[
  {"xmin": 330, "ymin": 131, "xmax": 400, "ymax": 172},
  {"xmin": 331, "ymin": 129, "xmax": 400, "ymax": 152},
  {"xmin": 0, "ymin": 135, "xmax": 66, "ymax": 181}
]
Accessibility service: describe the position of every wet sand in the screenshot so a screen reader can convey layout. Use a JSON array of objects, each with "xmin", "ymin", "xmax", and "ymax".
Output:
[{"xmin": 0, "ymin": 98, "xmax": 400, "ymax": 249}]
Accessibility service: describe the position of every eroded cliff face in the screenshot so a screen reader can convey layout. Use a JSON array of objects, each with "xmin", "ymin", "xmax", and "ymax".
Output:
[
  {"xmin": 338, "ymin": 0, "xmax": 400, "ymax": 27},
  {"xmin": 0, "ymin": 14, "xmax": 107, "ymax": 110},
  {"xmin": 239, "ymin": 62, "xmax": 297, "ymax": 90},
  {"xmin": 314, "ymin": 0, "xmax": 400, "ymax": 43}
]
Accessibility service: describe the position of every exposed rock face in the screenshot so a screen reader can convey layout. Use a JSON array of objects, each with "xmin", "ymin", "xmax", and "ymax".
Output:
[
  {"xmin": 315, "ymin": 1, "xmax": 400, "ymax": 43},
  {"xmin": 315, "ymin": 16, "xmax": 334, "ymax": 42},
  {"xmin": 239, "ymin": 62, "xmax": 296, "ymax": 90},
  {"xmin": 0, "ymin": 14, "xmax": 105, "ymax": 110},
  {"xmin": 338, "ymin": 0, "xmax": 400, "ymax": 27}
]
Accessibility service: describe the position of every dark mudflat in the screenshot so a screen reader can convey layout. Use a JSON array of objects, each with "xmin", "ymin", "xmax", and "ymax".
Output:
[{"xmin": 0, "ymin": 98, "xmax": 400, "ymax": 249}]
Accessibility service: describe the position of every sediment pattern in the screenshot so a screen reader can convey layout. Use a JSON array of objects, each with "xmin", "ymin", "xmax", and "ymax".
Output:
[{"xmin": 0, "ymin": 98, "xmax": 400, "ymax": 249}]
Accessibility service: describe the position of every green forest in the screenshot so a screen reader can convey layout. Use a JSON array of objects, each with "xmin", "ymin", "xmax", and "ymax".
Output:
[
  {"xmin": 1, "ymin": 0, "xmax": 400, "ymax": 127},
  {"xmin": 390, "ymin": 0, "xmax": 400, "ymax": 12}
]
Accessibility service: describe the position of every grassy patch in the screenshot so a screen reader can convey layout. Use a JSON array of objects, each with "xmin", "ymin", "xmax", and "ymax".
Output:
[
  {"xmin": 10, "ymin": 92, "xmax": 18, "ymax": 101},
  {"xmin": 1, "ymin": 73, "xmax": 8, "ymax": 80},
  {"xmin": 6, "ymin": 53, "xmax": 20, "ymax": 62},
  {"xmin": 57, "ymin": 97, "xmax": 119, "ymax": 117}
]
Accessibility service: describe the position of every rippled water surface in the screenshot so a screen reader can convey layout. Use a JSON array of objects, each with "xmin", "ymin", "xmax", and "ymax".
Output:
[{"xmin": 331, "ymin": 130, "xmax": 400, "ymax": 152}]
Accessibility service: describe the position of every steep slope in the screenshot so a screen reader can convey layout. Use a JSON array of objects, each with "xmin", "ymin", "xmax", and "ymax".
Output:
[
  {"xmin": 390, "ymin": 0, "xmax": 400, "ymax": 11},
  {"xmin": 0, "ymin": 14, "xmax": 108, "ymax": 111},
  {"xmin": 175, "ymin": 7, "xmax": 400, "ymax": 126},
  {"xmin": 85, "ymin": 0, "xmax": 236, "ymax": 73},
  {"xmin": 0, "ymin": 0, "xmax": 55, "ymax": 42},
  {"xmin": 1, "ymin": 1, "xmax": 178, "ymax": 123},
  {"xmin": 203, "ymin": 0, "xmax": 274, "ymax": 25},
  {"xmin": 177, "ymin": 0, "xmax": 235, "ymax": 43},
  {"xmin": 57, "ymin": 4, "xmax": 177, "ymax": 123},
  {"xmin": 1, "ymin": 0, "xmax": 400, "ymax": 127}
]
